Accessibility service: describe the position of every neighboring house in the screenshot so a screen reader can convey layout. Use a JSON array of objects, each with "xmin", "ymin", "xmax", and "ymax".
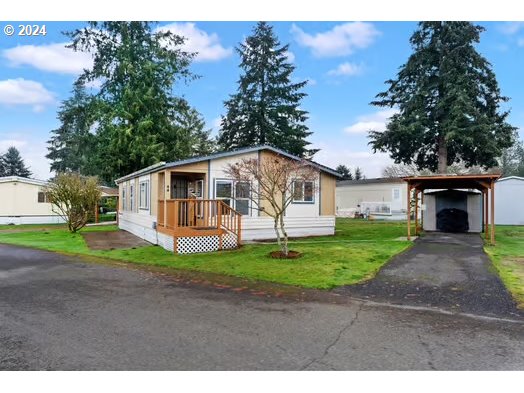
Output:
[
  {"xmin": 115, "ymin": 145, "xmax": 340, "ymax": 254},
  {"xmin": 494, "ymin": 176, "xmax": 524, "ymax": 225},
  {"xmin": 335, "ymin": 178, "xmax": 407, "ymax": 220},
  {"xmin": 0, "ymin": 176, "xmax": 64, "ymax": 225}
]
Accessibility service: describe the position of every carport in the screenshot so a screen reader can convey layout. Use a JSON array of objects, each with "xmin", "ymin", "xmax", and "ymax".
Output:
[{"xmin": 403, "ymin": 174, "xmax": 501, "ymax": 244}]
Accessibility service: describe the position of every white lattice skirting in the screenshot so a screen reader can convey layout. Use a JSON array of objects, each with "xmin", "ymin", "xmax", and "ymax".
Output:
[{"xmin": 176, "ymin": 233, "xmax": 238, "ymax": 254}]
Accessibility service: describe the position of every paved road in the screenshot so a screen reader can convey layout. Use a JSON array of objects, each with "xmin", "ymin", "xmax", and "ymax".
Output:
[
  {"xmin": 337, "ymin": 232, "xmax": 522, "ymax": 318},
  {"xmin": 0, "ymin": 244, "xmax": 523, "ymax": 370}
]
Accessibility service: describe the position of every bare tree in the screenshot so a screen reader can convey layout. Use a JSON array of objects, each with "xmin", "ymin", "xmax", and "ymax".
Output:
[
  {"xmin": 382, "ymin": 162, "xmax": 489, "ymax": 178},
  {"xmin": 45, "ymin": 173, "xmax": 101, "ymax": 233},
  {"xmin": 225, "ymin": 155, "xmax": 318, "ymax": 257}
]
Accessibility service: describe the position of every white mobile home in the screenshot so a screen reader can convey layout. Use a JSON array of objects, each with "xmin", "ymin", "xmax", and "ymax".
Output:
[
  {"xmin": 335, "ymin": 178, "xmax": 407, "ymax": 219},
  {"xmin": 0, "ymin": 176, "xmax": 64, "ymax": 225},
  {"xmin": 115, "ymin": 146, "xmax": 340, "ymax": 254}
]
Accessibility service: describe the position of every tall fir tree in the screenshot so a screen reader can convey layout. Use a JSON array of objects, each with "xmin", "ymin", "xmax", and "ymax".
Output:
[
  {"xmin": 46, "ymin": 81, "xmax": 98, "ymax": 175},
  {"xmin": 218, "ymin": 22, "xmax": 316, "ymax": 158},
  {"xmin": 369, "ymin": 22, "xmax": 516, "ymax": 173},
  {"xmin": 354, "ymin": 167, "xmax": 364, "ymax": 180},
  {"xmin": 66, "ymin": 21, "xmax": 196, "ymax": 183},
  {"xmin": 2, "ymin": 147, "xmax": 32, "ymax": 178},
  {"xmin": 335, "ymin": 164, "xmax": 353, "ymax": 180}
]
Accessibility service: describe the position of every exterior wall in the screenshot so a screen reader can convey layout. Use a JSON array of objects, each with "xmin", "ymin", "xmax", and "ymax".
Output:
[
  {"xmin": 494, "ymin": 178, "xmax": 524, "ymax": 225},
  {"xmin": 118, "ymin": 210, "xmax": 157, "ymax": 244},
  {"xmin": 336, "ymin": 181, "xmax": 406, "ymax": 215},
  {"xmin": 242, "ymin": 216, "xmax": 335, "ymax": 241},
  {"xmin": 151, "ymin": 172, "xmax": 159, "ymax": 217},
  {"xmin": 0, "ymin": 180, "xmax": 65, "ymax": 224},
  {"xmin": 320, "ymin": 173, "xmax": 336, "ymax": 216}
]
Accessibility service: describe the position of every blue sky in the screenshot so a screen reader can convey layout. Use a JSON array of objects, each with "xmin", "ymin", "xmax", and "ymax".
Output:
[{"xmin": 1, "ymin": 21, "xmax": 523, "ymax": 180}]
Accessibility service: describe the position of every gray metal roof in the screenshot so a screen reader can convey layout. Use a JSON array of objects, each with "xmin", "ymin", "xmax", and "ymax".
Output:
[
  {"xmin": 337, "ymin": 177, "xmax": 404, "ymax": 186},
  {"xmin": 115, "ymin": 145, "xmax": 341, "ymax": 183}
]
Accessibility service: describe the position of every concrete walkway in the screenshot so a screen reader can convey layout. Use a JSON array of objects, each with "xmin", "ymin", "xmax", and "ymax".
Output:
[
  {"xmin": 81, "ymin": 230, "xmax": 151, "ymax": 250},
  {"xmin": 335, "ymin": 232, "xmax": 522, "ymax": 319}
]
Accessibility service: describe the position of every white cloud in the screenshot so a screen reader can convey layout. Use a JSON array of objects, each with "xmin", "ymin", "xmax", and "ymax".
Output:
[
  {"xmin": 518, "ymin": 38, "xmax": 524, "ymax": 47},
  {"xmin": 306, "ymin": 77, "xmax": 317, "ymax": 86},
  {"xmin": 0, "ymin": 78, "xmax": 54, "ymax": 111},
  {"xmin": 285, "ymin": 50, "xmax": 295, "ymax": 62},
  {"xmin": 0, "ymin": 134, "xmax": 51, "ymax": 180},
  {"xmin": 291, "ymin": 22, "xmax": 380, "ymax": 57},
  {"xmin": 344, "ymin": 109, "xmax": 397, "ymax": 134},
  {"xmin": 312, "ymin": 142, "xmax": 393, "ymax": 178},
  {"xmin": 499, "ymin": 22, "xmax": 524, "ymax": 35},
  {"xmin": 3, "ymin": 43, "xmax": 93, "ymax": 75},
  {"xmin": 327, "ymin": 62, "xmax": 363, "ymax": 77},
  {"xmin": 157, "ymin": 22, "xmax": 232, "ymax": 62}
]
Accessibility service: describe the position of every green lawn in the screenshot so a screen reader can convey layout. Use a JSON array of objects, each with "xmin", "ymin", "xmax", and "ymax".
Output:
[
  {"xmin": 0, "ymin": 219, "xmax": 412, "ymax": 289},
  {"xmin": 485, "ymin": 226, "xmax": 524, "ymax": 308},
  {"xmin": 0, "ymin": 223, "xmax": 67, "ymax": 231}
]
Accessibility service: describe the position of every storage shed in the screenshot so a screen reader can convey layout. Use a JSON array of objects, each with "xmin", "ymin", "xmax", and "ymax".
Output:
[
  {"xmin": 422, "ymin": 189, "xmax": 482, "ymax": 233},
  {"xmin": 494, "ymin": 176, "xmax": 524, "ymax": 225}
]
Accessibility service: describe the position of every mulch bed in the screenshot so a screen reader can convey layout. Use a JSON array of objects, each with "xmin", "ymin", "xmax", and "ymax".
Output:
[{"xmin": 269, "ymin": 250, "xmax": 302, "ymax": 259}]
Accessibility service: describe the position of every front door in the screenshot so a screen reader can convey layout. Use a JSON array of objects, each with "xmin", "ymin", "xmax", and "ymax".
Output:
[{"xmin": 171, "ymin": 177, "xmax": 189, "ymax": 199}]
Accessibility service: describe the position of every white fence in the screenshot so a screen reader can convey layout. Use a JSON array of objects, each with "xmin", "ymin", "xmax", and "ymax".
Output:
[{"xmin": 359, "ymin": 201, "xmax": 392, "ymax": 216}]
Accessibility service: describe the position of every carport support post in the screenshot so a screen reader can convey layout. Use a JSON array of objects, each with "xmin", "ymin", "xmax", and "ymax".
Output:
[
  {"xmin": 414, "ymin": 189, "xmax": 419, "ymax": 235},
  {"xmin": 490, "ymin": 181, "xmax": 495, "ymax": 245},
  {"xmin": 484, "ymin": 189, "xmax": 489, "ymax": 240},
  {"xmin": 407, "ymin": 184, "xmax": 411, "ymax": 240}
]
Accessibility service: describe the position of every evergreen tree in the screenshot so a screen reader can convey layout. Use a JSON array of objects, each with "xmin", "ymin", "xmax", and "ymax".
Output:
[
  {"xmin": 354, "ymin": 166, "xmax": 364, "ymax": 180},
  {"xmin": 0, "ymin": 155, "xmax": 5, "ymax": 177},
  {"xmin": 218, "ymin": 22, "xmax": 316, "ymax": 158},
  {"xmin": 66, "ymin": 22, "xmax": 196, "ymax": 182},
  {"xmin": 46, "ymin": 81, "xmax": 97, "ymax": 174},
  {"xmin": 170, "ymin": 103, "xmax": 215, "ymax": 158},
  {"xmin": 335, "ymin": 164, "xmax": 353, "ymax": 180},
  {"xmin": 500, "ymin": 140, "xmax": 524, "ymax": 177},
  {"xmin": 2, "ymin": 147, "xmax": 32, "ymax": 178},
  {"xmin": 369, "ymin": 22, "xmax": 516, "ymax": 173}
]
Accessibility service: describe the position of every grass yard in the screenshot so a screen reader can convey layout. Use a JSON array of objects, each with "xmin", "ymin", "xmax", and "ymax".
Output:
[
  {"xmin": 0, "ymin": 219, "xmax": 413, "ymax": 289},
  {"xmin": 485, "ymin": 226, "xmax": 524, "ymax": 308}
]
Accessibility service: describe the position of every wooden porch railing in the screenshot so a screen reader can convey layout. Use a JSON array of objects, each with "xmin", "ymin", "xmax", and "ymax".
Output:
[{"xmin": 157, "ymin": 199, "xmax": 242, "ymax": 245}]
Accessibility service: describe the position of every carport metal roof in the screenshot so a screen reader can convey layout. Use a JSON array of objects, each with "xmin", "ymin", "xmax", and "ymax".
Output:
[{"xmin": 402, "ymin": 174, "xmax": 501, "ymax": 244}]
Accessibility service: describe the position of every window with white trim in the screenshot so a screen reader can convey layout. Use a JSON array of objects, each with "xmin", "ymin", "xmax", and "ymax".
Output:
[
  {"xmin": 235, "ymin": 181, "xmax": 250, "ymax": 215},
  {"xmin": 129, "ymin": 184, "xmax": 134, "ymax": 211},
  {"xmin": 139, "ymin": 180, "xmax": 149, "ymax": 210},
  {"xmin": 292, "ymin": 180, "xmax": 314, "ymax": 203},
  {"xmin": 122, "ymin": 186, "xmax": 127, "ymax": 211},
  {"xmin": 214, "ymin": 179, "xmax": 251, "ymax": 215},
  {"xmin": 392, "ymin": 187, "xmax": 401, "ymax": 201}
]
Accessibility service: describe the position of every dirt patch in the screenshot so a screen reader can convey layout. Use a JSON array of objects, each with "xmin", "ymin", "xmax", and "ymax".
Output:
[
  {"xmin": 81, "ymin": 230, "xmax": 151, "ymax": 250},
  {"xmin": 269, "ymin": 250, "xmax": 302, "ymax": 259}
]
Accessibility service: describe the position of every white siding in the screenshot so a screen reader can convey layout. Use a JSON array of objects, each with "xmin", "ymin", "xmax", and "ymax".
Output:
[
  {"xmin": 494, "ymin": 177, "xmax": 524, "ymax": 225},
  {"xmin": 118, "ymin": 211, "xmax": 157, "ymax": 244},
  {"xmin": 336, "ymin": 181, "xmax": 407, "ymax": 214},
  {"xmin": 242, "ymin": 216, "xmax": 335, "ymax": 241}
]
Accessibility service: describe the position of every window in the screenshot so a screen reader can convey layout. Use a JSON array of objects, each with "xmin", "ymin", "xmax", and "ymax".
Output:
[
  {"xmin": 139, "ymin": 180, "xmax": 149, "ymax": 210},
  {"xmin": 38, "ymin": 192, "xmax": 50, "ymax": 203},
  {"xmin": 235, "ymin": 181, "xmax": 250, "ymax": 215},
  {"xmin": 122, "ymin": 186, "xmax": 127, "ymax": 211},
  {"xmin": 392, "ymin": 188, "xmax": 401, "ymax": 201},
  {"xmin": 215, "ymin": 180, "xmax": 233, "ymax": 207},
  {"xmin": 292, "ymin": 180, "xmax": 314, "ymax": 203},
  {"xmin": 129, "ymin": 184, "xmax": 134, "ymax": 211}
]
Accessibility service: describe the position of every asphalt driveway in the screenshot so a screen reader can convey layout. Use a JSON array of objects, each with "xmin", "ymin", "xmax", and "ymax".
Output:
[
  {"xmin": 0, "ymin": 243, "xmax": 523, "ymax": 370},
  {"xmin": 337, "ymin": 232, "xmax": 521, "ymax": 318}
]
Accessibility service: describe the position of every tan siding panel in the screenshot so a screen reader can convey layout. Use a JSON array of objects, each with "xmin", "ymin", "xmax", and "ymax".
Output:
[
  {"xmin": 320, "ymin": 173, "xmax": 336, "ymax": 216},
  {"xmin": 151, "ymin": 173, "xmax": 158, "ymax": 217}
]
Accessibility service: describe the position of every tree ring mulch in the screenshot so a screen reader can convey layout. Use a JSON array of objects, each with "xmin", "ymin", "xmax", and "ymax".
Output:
[{"xmin": 268, "ymin": 250, "xmax": 302, "ymax": 259}]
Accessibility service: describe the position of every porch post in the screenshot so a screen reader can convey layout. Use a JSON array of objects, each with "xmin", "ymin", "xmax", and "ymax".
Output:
[
  {"xmin": 407, "ymin": 183, "xmax": 411, "ymax": 241},
  {"xmin": 490, "ymin": 181, "xmax": 495, "ymax": 245},
  {"xmin": 420, "ymin": 191, "xmax": 424, "ymax": 230},
  {"xmin": 164, "ymin": 170, "xmax": 169, "ymax": 228}
]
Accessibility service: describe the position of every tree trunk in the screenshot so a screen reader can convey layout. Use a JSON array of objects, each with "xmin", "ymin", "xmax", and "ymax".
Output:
[
  {"xmin": 273, "ymin": 216, "xmax": 282, "ymax": 251},
  {"xmin": 437, "ymin": 134, "xmax": 448, "ymax": 174},
  {"xmin": 279, "ymin": 213, "xmax": 289, "ymax": 256}
]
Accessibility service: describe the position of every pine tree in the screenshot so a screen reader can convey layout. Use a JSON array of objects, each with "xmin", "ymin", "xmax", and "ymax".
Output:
[
  {"xmin": 369, "ymin": 22, "xmax": 516, "ymax": 173},
  {"xmin": 2, "ymin": 147, "xmax": 32, "ymax": 178},
  {"xmin": 66, "ymin": 22, "xmax": 196, "ymax": 182},
  {"xmin": 335, "ymin": 164, "xmax": 353, "ymax": 180},
  {"xmin": 46, "ymin": 81, "xmax": 97, "ymax": 174},
  {"xmin": 218, "ymin": 22, "xmax": 316, "ymax": 158},
  {"xmin": 354, "ymin": 167, "xmax": 364, "ymax": 180}
]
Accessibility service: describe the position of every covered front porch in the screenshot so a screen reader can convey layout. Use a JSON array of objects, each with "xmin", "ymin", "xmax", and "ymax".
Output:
[{"xmin": 156, "ymin": 171, "xmax": 242, "ymax": 254}]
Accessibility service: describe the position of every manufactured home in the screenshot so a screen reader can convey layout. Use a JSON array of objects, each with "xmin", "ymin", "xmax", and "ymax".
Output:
[
  {"xmin": 494, "ymin": 176, "xmax": 524, "ymax": 225},
  {"xmin": 115, "ymin": 146, "xmax": 340, "ymax": 254},
  {"xmin": 336, "ymin": 178, "xmax": 407, "ymax": 220},
  {"xmin": 0, "ymin": 176, "xmax": 65, "ymax": 225}
]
